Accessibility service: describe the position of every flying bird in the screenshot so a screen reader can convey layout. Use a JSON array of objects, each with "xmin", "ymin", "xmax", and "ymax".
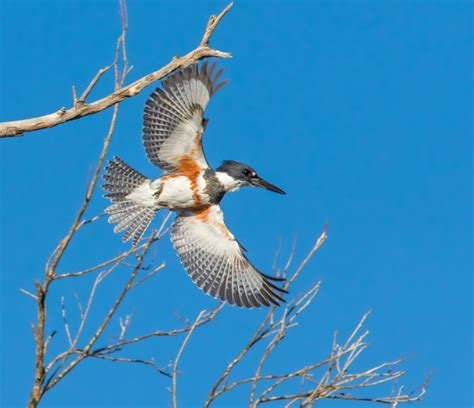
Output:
[{"xmin": 102, "ymin": 62, "xmax": 287, "ymax": 308}]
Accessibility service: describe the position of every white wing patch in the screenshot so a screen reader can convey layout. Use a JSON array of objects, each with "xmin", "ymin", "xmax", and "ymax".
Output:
[{"xmin": 171, "ymin": 205, "xmax": 286, "ymax": 308}]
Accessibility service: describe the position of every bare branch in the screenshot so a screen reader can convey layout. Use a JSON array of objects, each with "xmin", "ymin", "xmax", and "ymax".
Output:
[
  {"xmin": 19, "ymin": 288, "xmax": 38, "ymax": 301},
  {"xmin": 60, "ymin": 297, "xmax": 73, "ymax": 348},
  {"xmin": 72, "ymin": 85, "xmax": 78, "ymax": 104},
  {"xmin": 74, "ymin": 213, "xmax": 105, "ymax": 231},
  {"xmin": 89, "ymin": 354, "xmax": 170, "ymax": 378},
  {"xmin": 200, "ymin": 2, "xmax": 233, "ymax": 47},
  {"xmin": 54, "ymin": 238, "xmax": 154, "ymax": 279},
  {"xmin": 284, "ymin": 223, "xmax": 327, "ymax": 290},
  {"xmin": 101, "ymin": 303, "xmax": 224, "ymax": 352},
  {"xmin": 78, "ymin": 65, "xmax": 113, "ymax": 104},
  {"xmin": 172, "ymin": 310, "xmax": 206, "ymax": 408},
  {"xmin": 118, "ymin": 314, "xmax": 133, "ymax": 341},
  {"xmin": 0, "ymin": 3, "xmax": 232, "ymax": 138},
  {"xmin": 130, "ymin": 262, "xmax": 166, "ymax": 289}
]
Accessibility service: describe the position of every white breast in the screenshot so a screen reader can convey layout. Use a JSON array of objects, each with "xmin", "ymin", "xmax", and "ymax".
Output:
[{"xmin": 152, "ymin": 176, "xmax": 195, "ymax": 209}]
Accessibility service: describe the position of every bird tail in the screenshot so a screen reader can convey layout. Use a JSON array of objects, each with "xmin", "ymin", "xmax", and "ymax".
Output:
[{"xmin": 102, "ymin": 156, "xmax": 157, "ymax": 245}]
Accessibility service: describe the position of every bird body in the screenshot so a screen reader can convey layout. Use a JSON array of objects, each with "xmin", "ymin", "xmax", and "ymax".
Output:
[
  {"xmin": 129, "ymin": 174, "xmax": 206, "ymax": 210},
  {"xmin": 109, "ymin": 165, "xmax": 248, "ymax": 210},
  {"xmin": 103, "ymin": 62, "xmax": 287, "ymax": 308}
]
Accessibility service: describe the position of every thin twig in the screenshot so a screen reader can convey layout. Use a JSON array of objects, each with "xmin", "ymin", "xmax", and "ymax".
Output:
[
  {"xmin": 89, "ymin": 354, "xmax": 170, "ymax": 377},
  {"xmin": 19, "ymin": 288, "xmax": 37, "ymax": 300},
  {"xmin": 172, "ymin": 310, "xmax": 206, "ymax": 408},
  {"xmin": 102, "ymin": 303, "xmax": 224, "ymax": 353},
  {"xmin": 60, "ymin": 297, "xmax": 73, "ymax": 347},
  {"xmin": 55, "ymin": 237, "xmax": 157, "ymax": 279},
  {"xmin": 130, "ymin": 262, "xmax": 166, "ymax": 289}
]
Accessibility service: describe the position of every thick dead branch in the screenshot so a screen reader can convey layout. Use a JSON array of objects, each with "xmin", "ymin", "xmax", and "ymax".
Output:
[{"xmin": 0, "ymin": 3, "xmax": 232, "ymax": 138}]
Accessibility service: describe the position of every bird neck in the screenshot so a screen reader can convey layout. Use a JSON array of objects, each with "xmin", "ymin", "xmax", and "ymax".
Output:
[{"xmin": 215, "ymin": 171, "xmax": 244, "ymax": 193}]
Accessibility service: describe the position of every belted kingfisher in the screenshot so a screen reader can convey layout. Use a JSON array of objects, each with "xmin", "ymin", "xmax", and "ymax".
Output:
[{"xmin": 102, "ymin": 62, "xmax": 287, "ymax": 308}]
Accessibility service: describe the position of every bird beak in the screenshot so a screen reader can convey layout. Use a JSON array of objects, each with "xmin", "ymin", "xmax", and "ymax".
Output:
[{"xmin": 251, "ymin": 176, "xmax": 286, "ymax": 195}]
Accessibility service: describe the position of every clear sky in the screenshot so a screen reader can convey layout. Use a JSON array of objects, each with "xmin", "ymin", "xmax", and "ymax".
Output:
[{"xmin": 0, "ymin": 1, "xmax": 472, "ymax": 407}]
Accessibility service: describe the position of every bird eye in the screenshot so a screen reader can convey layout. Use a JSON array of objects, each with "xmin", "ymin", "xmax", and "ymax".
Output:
[{"xmin": 243, "ymin": 169, "xmax": 251, "ymax": 177}]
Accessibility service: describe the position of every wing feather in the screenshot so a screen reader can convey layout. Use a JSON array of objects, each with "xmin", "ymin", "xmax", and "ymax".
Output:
[
  {"xmin": 171, "ymin": 205, "xmax": 286, "ymax": 308},
  {"xmin": 143, "ymin": 62, "xmax": 227, "ymax": 172},
  {"xmin": 236, "ymin": 257, "xmax": 254, "ymax": 308},
  {"xmin": 202, "ymin": 248, "xmax": 226, "ymax": 295},
  {"xmin": 241, "ymin": 262, "xmax": 265, "ymax": 307}
]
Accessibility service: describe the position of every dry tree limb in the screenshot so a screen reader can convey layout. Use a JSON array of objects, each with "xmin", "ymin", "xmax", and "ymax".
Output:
[{"xmin": 0, "ymin": 2, "xmax": 232, "ymax": 138}]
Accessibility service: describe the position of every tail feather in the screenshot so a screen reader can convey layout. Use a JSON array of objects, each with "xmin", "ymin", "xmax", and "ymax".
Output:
[
  {"xmin": 103, "ymin": 157, "xmax": 157, "ymax": 245},
  {"xmin": 122, "ymin": 207, "xmax": 155, "ymax": 243},
  {"xmin": 103, "ymin": 157, "xmax": 148, "ymax": 199}
]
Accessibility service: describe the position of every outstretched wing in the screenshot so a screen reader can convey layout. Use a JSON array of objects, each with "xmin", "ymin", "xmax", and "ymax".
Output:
[
  {"xmin": 171, "ymin": 205, "xmax": 287, "ymax": 308},
  {"xmin": 143, "ymin": 62, "xmax": 227, "ymax": 172}
]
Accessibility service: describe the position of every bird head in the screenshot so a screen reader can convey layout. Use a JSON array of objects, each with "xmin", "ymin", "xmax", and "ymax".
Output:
[{"xmin": 216, "ymin": 160, "xmax": 286, "ymax": 194}]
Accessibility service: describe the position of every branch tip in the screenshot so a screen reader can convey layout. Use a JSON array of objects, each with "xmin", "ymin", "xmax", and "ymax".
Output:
[{"xmin": 200, "ymin": 2, "xmax": 233, "ymax": 47}]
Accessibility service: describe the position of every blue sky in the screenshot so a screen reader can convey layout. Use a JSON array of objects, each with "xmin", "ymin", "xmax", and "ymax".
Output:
[{"xmin": 0, "ymin": 1, "xmax": 472, "ymax": 407}]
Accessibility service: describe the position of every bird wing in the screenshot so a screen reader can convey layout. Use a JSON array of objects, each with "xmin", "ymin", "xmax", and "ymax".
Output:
[
  {"xmin": 171, "ymin": 205, "xmax": 287, "ymax": 308},
  {"xmin": 143, "ymin": 62, "xmax": 227, "ymax": 172}
]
